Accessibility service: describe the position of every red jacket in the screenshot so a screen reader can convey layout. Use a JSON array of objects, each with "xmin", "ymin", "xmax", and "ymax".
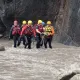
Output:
[
  {"xmin": 36, "ymin": 24, "xmax": 44, "ymax": 33},
  {"xmin": 21, "ymin": 25, "xmax": 36, "ymax": 37}
]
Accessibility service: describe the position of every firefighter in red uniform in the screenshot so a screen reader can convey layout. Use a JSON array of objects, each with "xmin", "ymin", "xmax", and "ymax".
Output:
[
  {"xmin": 17, "ymin": 20, "xmax": 27, "ymax": 46},
  {"xmin": 10, "ymin": 20, "xmax": 21, "ymax": 48},
  {"xmin": 36, "ymin": 20, "xmax": 44, "ymax": 48},
  {"xmin": 21, "ymin": 20, "xmax": 36, "ymax": 49}
]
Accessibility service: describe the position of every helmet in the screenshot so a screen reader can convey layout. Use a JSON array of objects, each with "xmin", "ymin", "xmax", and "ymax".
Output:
[
  {"xmin": 42, "ymin": 22, "xmax": 45, "ymax": 26},
  {"xmin": 28, "ymin": 20, "xmax": 32, "ymax": 25},
  {"xmin": 47, "ymin": 21, "xmax": 51, "ymax": 25},
  {"xmin": 22, "ymin": 20, "xmax": 27, "ymax": 25},
  {"xmin": 38, "ymin": 20, "xmax": 42, "ymax": 24}
]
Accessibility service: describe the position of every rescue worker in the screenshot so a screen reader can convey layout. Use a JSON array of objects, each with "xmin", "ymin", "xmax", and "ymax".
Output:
[
  {"xmin": 10, "ymin": 20, "xmax": 21, "ymax": 48},
  {"xmin": 21, "ymin": 20, "xmax": 36, "ymax": 49},
  {"xmin": 17, "ymin": 20, "xmax": 27, "ymax": 46},
  {"xmin": 36, "ymin": 20, "xmax": 44, "ymax": 48},
  {"xmin": 44, "ymin": 21, "xmax": 55, "ymax": 49}
]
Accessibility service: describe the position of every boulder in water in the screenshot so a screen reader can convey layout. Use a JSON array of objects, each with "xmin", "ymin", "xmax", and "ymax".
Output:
[{"xmin": 0, "ymin": 45, "xmax": 5, "ymax": 51}]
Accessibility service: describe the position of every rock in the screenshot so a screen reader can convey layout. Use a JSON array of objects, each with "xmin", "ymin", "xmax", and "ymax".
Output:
[
  {"xmin": 0, "ymin": 34, "xmax": 3, "ymax": 38},
  {"xmin": 0, "ymin": 0, "xmax": 80, "ymax": 46},
  {"xmin": 59, "ymin": 70, "xmax": 80, "ymax": 80},
  {"xmin": 60, "ymin": 72, "xmax": 76, "ymax": 80},
  {"xmin": 0, "ymin": 0, "xmax": 60, "ymax": 34},
  {"xmin": 55, "ymin": 0, "xmax": 80, "ymax": 46},
  {"xmin": 0, "ymin": 45, "xmax": 5, "ymax": 51},
  {"xmin": 70, "ymin": 74, "xmax": 80, "ymax": 80}
]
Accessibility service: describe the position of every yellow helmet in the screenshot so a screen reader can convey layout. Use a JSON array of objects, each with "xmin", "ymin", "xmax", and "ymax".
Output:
[
  {"xmin": 47, "ymin": 21, "xmax": 51, "ymax": 25},
  {"xmin": 38, "ymin": 20, "xmax": 42, "ymax": 24},
  {"xmin": 22, "ymin": 20, "xmax": 27, "ymax": 25},
  {"xmin": 28, "ymin": 20, "xmax": 32, "ymax": 25}
]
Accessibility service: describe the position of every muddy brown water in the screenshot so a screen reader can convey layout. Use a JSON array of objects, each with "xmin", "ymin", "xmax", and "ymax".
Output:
[{"xmin": 0, "ymin": 39, "xmax": 80, "ymax": 80}]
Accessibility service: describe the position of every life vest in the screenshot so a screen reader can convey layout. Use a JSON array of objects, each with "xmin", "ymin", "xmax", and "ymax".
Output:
[
  {"xmin": 37, "ymin": 24, "xmax": 44, "ymax": 33},
  {"xmin": 45, "ymin": 26, "xmax": 52, "ymax": 32},
  {"xmin": 24, "ymin": 26, "xmax": 33, "ymax": 35},
  {"xmin": 44, "ymin": 26, "xmax": 53, "ymax": 36},
  {"xmin": 21, "ymin": 25, "xmax": 27, "ymax": 35},
  {"xmin": 12, "ymin": 25, "xmax": 21, "ymax": 35}
]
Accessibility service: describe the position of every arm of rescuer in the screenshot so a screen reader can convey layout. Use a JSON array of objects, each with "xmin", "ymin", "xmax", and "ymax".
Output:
[
  {"xmin": 50, "ymin": 26, "xmax": 55, "ymax": 36},
  {"xmin": 20, "ymin": 25, "xmax": 27, "ymax": 36},
  {"xmin": 36, "ymin": 26, "xmax": 41, "ymax": 34},
  {"xmin": 36, "ymin": 29, "xmax": 41, "ymax": 34},
  {"xmin": 32, "ymin": 28, "xmax": 36, "ymax": 37},
  {"xmin": 9, "ymin": 25, "xmax": 13, "ymax": 39}
]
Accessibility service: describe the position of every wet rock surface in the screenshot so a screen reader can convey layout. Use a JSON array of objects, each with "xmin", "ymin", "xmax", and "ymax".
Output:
[
  {"xmin": 0, "ymin": 45, "xmax": 5, "ymax": 51},
  {"xmin": 71, "ymin": 74, "xmax": 80, "ymax": 80},
  {"xmin": 0, "ymin": 39, "xmax": 80, "ymax": 80},
  {"xmin": 0, "ymin": 0, "xmax": 80, "ymax": 46},
  {"xmin": 0, "ymin": 0, "xmax": 60, "ymax": 33}
]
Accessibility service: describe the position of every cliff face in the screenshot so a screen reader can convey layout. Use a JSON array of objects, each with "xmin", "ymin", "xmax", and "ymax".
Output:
[
  {"xmin": 0, "ymin": 0, "xmax": 61, "ymax": 34},
  {"xmin": 0, "ymin": 0, "xmax": 80, "ymax": 45},
  {"xmin": 55, "ymin": 0, "xmax": 80, "ymax": 46},
  {"xmin": 69, "ymin": 0, "xmax": 80, "ymax": 45}
]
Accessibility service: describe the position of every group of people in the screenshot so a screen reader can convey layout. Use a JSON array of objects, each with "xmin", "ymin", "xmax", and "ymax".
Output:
[{"xmin": 9, "ymin": 20, "xmax": 55, "ymax": 49}]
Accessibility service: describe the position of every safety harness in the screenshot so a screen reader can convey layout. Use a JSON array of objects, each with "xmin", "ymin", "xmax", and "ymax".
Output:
[{"xmin": 12, "ymin": 25, "xmax": 20, "ymax": 35}]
